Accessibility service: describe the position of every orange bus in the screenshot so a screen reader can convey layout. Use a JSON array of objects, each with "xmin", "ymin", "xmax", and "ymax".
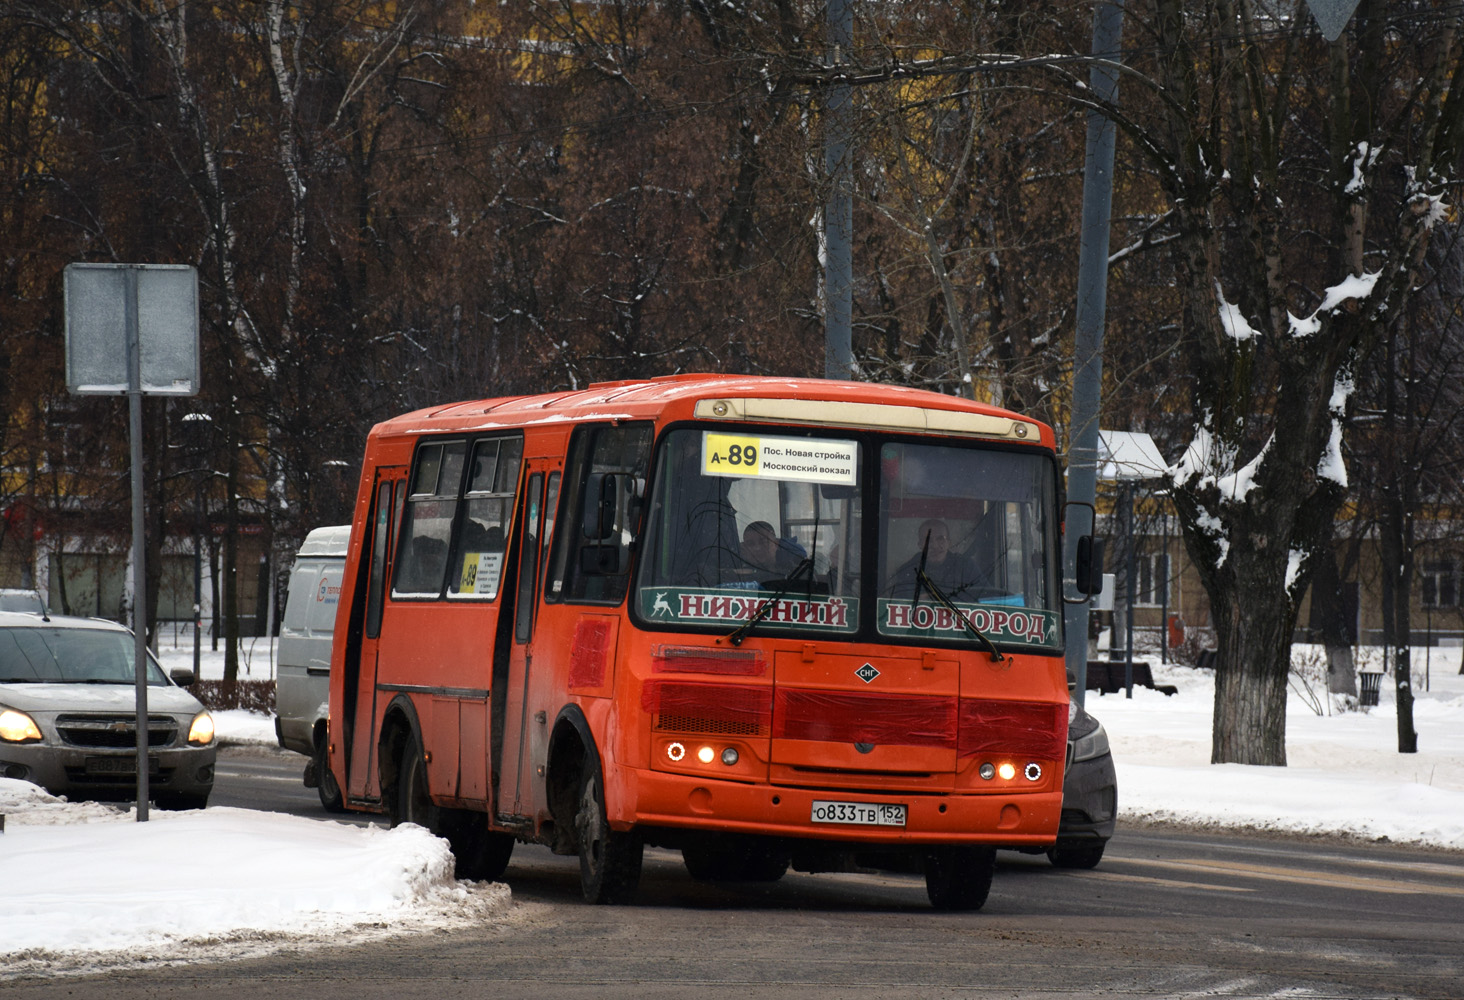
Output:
[{"xmin": 326, "ymin": 374, "xmax": 1078, "ymax": 909}]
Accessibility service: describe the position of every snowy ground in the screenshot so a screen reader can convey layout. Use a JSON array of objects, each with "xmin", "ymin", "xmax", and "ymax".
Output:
[{"xmin": 2, "ymin": 638, "xmax": 1461, "ymax": 979}]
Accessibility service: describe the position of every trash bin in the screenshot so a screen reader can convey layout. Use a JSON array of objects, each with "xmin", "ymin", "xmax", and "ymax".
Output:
[{"xmin": 1359, "ymin": 671, "xmax": 1383, "ymax": 706}]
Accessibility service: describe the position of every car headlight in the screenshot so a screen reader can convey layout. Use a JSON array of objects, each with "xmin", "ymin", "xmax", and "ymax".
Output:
[
  {"xmin": 1071, "ymin": 721, "xmax": 1110, "ymax": 763},
  {"xmin": 0, "ymin": 707, "xmax": 43, "ymax": 743},
  {"xmin": 187, "ymin": 711, "xmax": 216, "ymax": 746}
]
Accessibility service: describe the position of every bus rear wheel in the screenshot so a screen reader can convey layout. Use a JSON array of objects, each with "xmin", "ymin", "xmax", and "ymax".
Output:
[
  {"xmin": 575, "ymin": 764, "xmax": 642, "ymax": 904},
  {"xmin": 439, "ymin": 809, "xmax": 515, "ymax": 882},
  {"xmin": 924, "ymin": 846, "xmax": 996, "ymax": 911},
  {"xmin": 315, "ymin": 738, "xmax": 345, "ymax": 814}
]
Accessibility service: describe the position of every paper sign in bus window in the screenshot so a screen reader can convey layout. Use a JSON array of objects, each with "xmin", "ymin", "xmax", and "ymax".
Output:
[{"xmin": 459, "ymin": 551, "xmax": 505, "ymax": 596}]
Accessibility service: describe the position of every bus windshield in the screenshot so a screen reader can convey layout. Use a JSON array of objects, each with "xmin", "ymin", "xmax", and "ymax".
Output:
[{"xmin": 635, "ymin": 427, "xmax": 1060, "ymax": 650}]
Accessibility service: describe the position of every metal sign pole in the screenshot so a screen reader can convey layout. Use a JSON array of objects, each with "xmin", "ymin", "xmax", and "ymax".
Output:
[
  {"xmin": 63, "ymin": 261, "xmax": 200, "ymax": 823},
  {"xmin": 125, "ymin": 267, "xmax": 151, "ymax": 821}
]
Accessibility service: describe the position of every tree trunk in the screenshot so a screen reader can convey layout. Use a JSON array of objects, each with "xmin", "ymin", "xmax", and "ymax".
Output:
[
  {"xmin": 1209, "ymin": 576, "xmax": 1291, "ymax": 765},
  {"xmin": 1379, "ymin": 480, "xmax": 1419, "ymax": 753},
  {"xmin": 222, "ymin": 418, "xmax": 241, "ymax": 683},
  {"xmin": 1309, "ymin": 544, "xmax": 1358, "ymax": 697}
]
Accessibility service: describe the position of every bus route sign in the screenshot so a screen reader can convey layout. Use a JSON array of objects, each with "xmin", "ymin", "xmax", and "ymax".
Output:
[{"xmin": 702, "ymin": 432, "xmax": 857, "ymax": 485}]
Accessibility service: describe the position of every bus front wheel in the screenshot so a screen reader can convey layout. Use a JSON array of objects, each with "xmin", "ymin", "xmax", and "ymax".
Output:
[
  {"xmin": 924, "ymin": 846, "xmax": 996, "ymax": 911},
  {"xmin": 391, "ymin": 729, "xmax": 439, "ymax": 832},
  {"xmin": 575, "ymin": 764, "xmax": 642, "ymax": 904}
]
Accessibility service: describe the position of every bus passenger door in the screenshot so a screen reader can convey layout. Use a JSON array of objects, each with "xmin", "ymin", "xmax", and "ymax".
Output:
[
  {"xmin": 346, "ymin": 466, "xmax": 406, "ymax": 803},
  {"xmin": 494, "ymin": 465, "xmax": 558, "ymax": 824}
]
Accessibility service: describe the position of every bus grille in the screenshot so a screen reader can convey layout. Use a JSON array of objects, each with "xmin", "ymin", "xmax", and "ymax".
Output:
[
  {"xmin": 655, "ymin": 713, "xmax": 765, "ymax": 736},
  {"xmin": 643, "ymin": 680, "xmax": 771, "ymax": 737}
]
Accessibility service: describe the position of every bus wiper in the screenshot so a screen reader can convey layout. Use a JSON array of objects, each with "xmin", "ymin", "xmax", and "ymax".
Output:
[
  {"xmin": 910, "ymin": 530, "xmax": 932, "ymax": 612},
  {"xmin": 916, "ymin": 568, "xmax": 1006, "ymax": 663},
  {"xmin": 727, "ymin": 557, "xmax": 813, "ymax": 647}
]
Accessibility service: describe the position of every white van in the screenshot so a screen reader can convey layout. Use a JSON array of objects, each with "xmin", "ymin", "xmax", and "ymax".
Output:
[{"xmin": 275, "ymin": 524, "xmax": 350, "ymax": 811}]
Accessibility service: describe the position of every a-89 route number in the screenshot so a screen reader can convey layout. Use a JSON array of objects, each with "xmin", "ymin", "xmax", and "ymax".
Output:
[
  {"xmin": 703, "ymin": 433, "xmax": 762, "ymax": 473},
  {"xmin": 725, "ymin": 444, "xmax": 758, "ymax": 466}
]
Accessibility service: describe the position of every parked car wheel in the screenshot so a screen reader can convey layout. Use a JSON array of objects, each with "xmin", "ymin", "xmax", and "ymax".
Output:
[{"xmin": 1047, "ymin": 842, "xmax": 1106, "ymax": 869}]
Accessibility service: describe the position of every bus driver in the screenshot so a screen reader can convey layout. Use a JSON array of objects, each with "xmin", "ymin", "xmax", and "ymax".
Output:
[{"xmin": 887, "ymin": 518, "xmax": 987, "ymax": 600}]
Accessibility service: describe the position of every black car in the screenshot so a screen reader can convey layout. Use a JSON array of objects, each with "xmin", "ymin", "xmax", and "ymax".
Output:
[{"xmin": 1048, "ymin": 697, "xmax": 1116, "ymax": 868}]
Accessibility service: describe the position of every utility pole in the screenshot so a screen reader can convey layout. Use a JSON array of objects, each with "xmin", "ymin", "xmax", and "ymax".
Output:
[
  {"xmin": 1062, "ymin": 1, "xmax": 1125, "ymax": 706},
  {"xmin": 824, "ymin": 0, "xmax": 854, "ymax": 380}
]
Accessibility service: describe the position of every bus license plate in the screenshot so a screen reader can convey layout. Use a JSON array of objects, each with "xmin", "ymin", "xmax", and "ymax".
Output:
[{"xmin": 810, "ymin": 800, "xmax": 907, "ymax": 827}]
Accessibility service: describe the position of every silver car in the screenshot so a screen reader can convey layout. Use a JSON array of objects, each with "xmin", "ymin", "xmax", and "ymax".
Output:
[{"xmin": 0, "ymin": 612, "xmax": 216, "ymax": 809}]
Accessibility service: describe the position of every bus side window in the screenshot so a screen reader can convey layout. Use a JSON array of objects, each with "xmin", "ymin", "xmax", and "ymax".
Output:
[
  {"xmin": 365, "ymin": 480, "xmax": 395, "ymax": 638},
  {"xmin": 448, "ymin": 436, "xmax": 523, "ymax": 600},
  {"xmin": 546, "ymin": 423, "xmax": 652, "ymax": 604},
  {"xmin": 514, "ymin": 473, "xmax": 544, "ymax": 643},
  {"xmin": 392, "ymin": 440, "xmax": 466, "ymax": 599}
]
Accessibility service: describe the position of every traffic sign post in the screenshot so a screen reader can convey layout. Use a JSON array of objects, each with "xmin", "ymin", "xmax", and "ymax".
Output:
[{"xmin": 64, "ymin": 263, "xmax": 199, "ymax": 821}]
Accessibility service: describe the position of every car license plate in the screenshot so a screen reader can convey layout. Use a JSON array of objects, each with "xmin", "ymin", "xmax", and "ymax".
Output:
[
  {"xmin": 85, "ymin": 755, "xmax": 159, "ymax": 776},
  {"xmin": 810, "ymin": 800, "xmax": 906, "ymax": 827}
]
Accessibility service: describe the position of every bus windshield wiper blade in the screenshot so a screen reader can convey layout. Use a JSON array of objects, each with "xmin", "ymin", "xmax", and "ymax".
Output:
[
  {"xmin": 916, "ymin": 568, "xmax": 1005, "ymax": 662},
  {"xmin": 910, "ymin": 530, "xmax": 931, "ymax": 611},
  {"xmin": 727, "ymin": 557, "xmax": 813, "ymax": 647}
]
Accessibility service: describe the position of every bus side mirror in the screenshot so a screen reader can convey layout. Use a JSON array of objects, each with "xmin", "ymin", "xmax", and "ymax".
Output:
[
  {"xmin": 1074, "ymin": 535, "xmax": 1105, "ymax": 595},
  {"xmin": 1063, "ymin": 499, "xmax": 1104, "ymax": 604}
]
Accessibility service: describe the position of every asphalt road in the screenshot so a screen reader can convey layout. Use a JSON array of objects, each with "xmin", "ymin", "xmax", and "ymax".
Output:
[{"xmin": 12, "ymin": 745, "xmax": 1464, "ymax": 999}]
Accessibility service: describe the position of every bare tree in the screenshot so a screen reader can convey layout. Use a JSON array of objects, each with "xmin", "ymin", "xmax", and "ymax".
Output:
[{"xmin": 1088, "ymin": 0, "xmax": 1464, "ymax": 763}]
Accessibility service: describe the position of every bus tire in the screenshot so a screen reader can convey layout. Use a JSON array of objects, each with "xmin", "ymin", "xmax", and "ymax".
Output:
[
  {"xmin": 315, "ymin": 737, "xmax": 345, "ymax": 814},
  {"xmin": 575, "ymin": 764, "xmax": 642, "ymax": 904},
  {"xmin": 924, "ymin": 846, "xmax": 996, "ymax": 911},
  {"xmin": 440, "ymin": 809, "xmax": 515, "ymax": 882},
  {"xmin": 392, "ymin": 729, "xmax": 440, "ymax": 832}
]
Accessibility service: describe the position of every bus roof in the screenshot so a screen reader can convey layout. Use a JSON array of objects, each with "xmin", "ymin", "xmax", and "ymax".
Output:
[{"xmin": 370, "ymin": 374, "xmax": 1055, "ymax": 449}]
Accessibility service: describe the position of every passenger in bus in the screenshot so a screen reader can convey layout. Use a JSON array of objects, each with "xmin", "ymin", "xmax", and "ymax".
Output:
[
  {"xmin": 742, "ymin": 521, "xmax": 807, "ymax": 576},
  {"xmin": 462, "ymin": 520, "xmax": 504, "ymax": 553},
  {"xmin": 887, "ymin": 519, "xmax": 987, "ymax": 600},
  {"xmin": 401, "ymin": 534, "xmax": 448, "ymax": 593}
]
